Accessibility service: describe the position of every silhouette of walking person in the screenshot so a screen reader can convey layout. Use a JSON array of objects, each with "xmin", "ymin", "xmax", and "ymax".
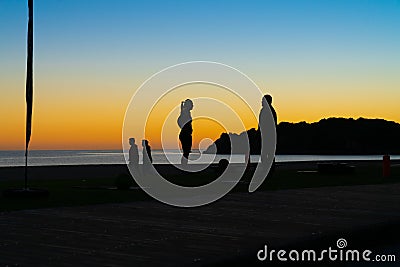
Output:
[
  {"xmin": 128, "ymin": 137, "xmax": 139, "ymax": 172},
  {"xmin": 177, "ymin": 99, "xmax": 193, "ymax": 165},
  {"xmin": 142, "ymin": 139, "xmax": 153, "ymax": 165},
  {"xmin": 258, "ymin": 94, "xmax": 277, "ymax": 173}
]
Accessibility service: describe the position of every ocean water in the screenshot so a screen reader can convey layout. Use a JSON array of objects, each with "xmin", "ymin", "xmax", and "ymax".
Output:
[{"xmin": 0, "ymin": 150, "xmax": 399, "ymax": 167}]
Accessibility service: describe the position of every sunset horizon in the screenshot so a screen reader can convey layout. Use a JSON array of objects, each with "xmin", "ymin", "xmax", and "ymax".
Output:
[
  {"xmin": 1, "ymin": 0, "xmax": 399, "ymax": 150},
  {"xmin": 0, "ymin": 115, "xmax": 398, "ymax": 151}
]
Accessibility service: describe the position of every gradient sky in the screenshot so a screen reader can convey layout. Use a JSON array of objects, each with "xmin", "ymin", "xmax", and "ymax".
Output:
[{"xmin": 1, "ymin": 0, "xmax": 399, "ymax": 150}]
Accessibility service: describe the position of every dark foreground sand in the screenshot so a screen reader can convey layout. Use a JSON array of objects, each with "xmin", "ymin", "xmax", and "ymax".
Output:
[
  {"xmin": 0, "ymin": 160, "xmax": 399, "ymax": 266},
  {"xmin": 0, "ymin": 183, "xmax": 399, "ymax": 266},
  {"xmin": 1, "ymin": 160, "xmax": 398, "ymax": 181}
]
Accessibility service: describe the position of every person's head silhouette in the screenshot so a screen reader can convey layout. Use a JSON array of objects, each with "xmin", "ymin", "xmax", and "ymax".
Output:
[
  {"xmin": 129, "ymin": 138, "xmax": 136, "ymax": 146},
  {"xmin": 262, "ymin": 94, "xmax": 273, "ymax": 107},
  {"xmin": 183, "ymin": 99, "xmax": 193, "ymax": 111},
  {"xmin": 142, "ymin": 139, "xmax": 149, "ymax": 146}
]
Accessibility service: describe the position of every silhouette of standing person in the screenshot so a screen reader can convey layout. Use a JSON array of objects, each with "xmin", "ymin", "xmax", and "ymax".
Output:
[
  {"xmin": 142, "ymin": 139, "xmax": 153, "ymax": 165},
  {"xmin": 177, "ymin": 99, "xmax": 193, "ymax": 165},
  {"xmin": 258, "ymin": 94, "xmax": 277, "ymax": 173},
  {"xmin": 128, "ymin": 138, "xmax": 139, "ymax": 171}
]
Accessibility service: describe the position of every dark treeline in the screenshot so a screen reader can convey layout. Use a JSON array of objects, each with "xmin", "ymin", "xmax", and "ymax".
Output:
[{"xmin": 204, "ymin": 118, "xmax": 400, "ymax": 155}]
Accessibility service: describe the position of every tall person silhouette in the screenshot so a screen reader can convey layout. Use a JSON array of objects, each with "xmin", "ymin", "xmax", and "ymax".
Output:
[
  {"xmin": 258, "ymin": 95, "xmax": 277, "ymax": 173},
  {"xmin": 177, "ymin": 99, "xmax": 193, "ymax": 165}
]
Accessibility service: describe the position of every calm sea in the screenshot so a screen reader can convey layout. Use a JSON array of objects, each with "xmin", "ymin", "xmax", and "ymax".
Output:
[{"xmin": 0, "ymin": 150, "xmax": 399, "ymax": 167}]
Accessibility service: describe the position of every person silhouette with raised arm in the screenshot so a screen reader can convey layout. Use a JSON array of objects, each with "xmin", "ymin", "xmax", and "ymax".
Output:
[
  {"xmin": 177, "ymin": 99, "xmax": 193, "ymax": 165},
  {"xmin": 258, "ymin": 94, "xmax": 277, "ymax": 173}
]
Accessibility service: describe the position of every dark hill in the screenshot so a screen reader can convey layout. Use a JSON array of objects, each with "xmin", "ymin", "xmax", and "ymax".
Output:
[{"xmin": 204, "ymin": 118, "xmax": 400, "ymax": 155}]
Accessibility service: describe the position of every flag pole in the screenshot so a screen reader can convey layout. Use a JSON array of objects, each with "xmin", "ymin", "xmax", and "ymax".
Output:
[
  {"xmin": 25, "ymin": 0, "xmax": 33, "ymax": 190},
  {"xmin": 3, "ymin": 0, "xmax": 48, "ymax": 198}
]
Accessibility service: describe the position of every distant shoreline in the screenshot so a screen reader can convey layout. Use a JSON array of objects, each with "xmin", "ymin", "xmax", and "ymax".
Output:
[{"xmin": 1, "ymin": 149, "xmax": 400, "ymax": 168}]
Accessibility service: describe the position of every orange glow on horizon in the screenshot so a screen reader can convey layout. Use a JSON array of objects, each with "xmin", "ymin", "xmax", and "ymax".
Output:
[{"xmin": 2, "ymin": 77, "xmax": 400, "ymax": 151}]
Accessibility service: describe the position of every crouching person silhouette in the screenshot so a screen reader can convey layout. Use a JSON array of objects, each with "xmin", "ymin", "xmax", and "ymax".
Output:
[{"xmin": 177, "ymin": 99, "xmax": 193, "ymax": 165}]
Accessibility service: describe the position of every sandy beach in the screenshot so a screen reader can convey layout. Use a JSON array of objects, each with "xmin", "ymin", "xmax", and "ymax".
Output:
[
  {"xmin": 1, "ymin": 183, "xmax": 399, "ymax": 266},
  {"xmin": 1, "ymin": 160, "xmax": 398, "ymax": 181},
  {"xmin": 1, "ymin": 160, "xmax": 399, "ymax": 266}
]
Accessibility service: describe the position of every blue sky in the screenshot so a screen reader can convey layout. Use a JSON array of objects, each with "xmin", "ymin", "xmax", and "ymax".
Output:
[{"xmin": 2, "ymin": 0, "xmax": 399, "ymax": 71}]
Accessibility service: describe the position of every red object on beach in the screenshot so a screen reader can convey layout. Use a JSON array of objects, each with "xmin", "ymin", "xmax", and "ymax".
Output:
[{"xmin": 383, "ymin": 155, "xmax": 390, "ymax": 177}]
